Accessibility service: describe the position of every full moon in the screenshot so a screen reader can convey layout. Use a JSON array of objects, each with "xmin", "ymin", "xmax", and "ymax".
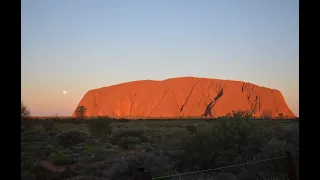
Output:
[{"xmin": 63, "ymin": 90, "xmax": 67, "ymax": 95}]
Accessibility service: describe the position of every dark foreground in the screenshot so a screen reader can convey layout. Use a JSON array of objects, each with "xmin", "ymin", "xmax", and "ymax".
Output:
[{"xmin": 21, "ymin": 117, "xmax": 299, "ymax": 180}]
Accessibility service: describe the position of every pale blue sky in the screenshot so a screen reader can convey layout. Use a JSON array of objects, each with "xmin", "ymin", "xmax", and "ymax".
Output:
[{"xmin": 21, "ymin": 0, "xmax": 299, "ymax": 116}]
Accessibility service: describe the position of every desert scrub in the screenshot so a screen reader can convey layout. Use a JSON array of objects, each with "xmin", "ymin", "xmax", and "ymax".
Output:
[
  {"xmin": 21, "ymin": 101, "xmax": 30, "ymax": 119},
  {"xmin": 117, "ymin": 136, "xmax": 142, "ymax": 149},
  {"xmin": 21, "ymin": 120, "xmax": 37, "ymax": 131},
  {"xmin": 48, "ymin": 152, "xmax": 75, "ymax": 166},
  {"xmin": 56, "ymin": 131, "xmax": 90, "ymax": 148},
  {"xmin": 84, "ymin": 144, "xmax": 97, "ymax": 153},
  {"xmin": 176, "ymin": 130, "xmax": 216, "ymax": 171},
  {"xmin": 226, "ymin": 109, "xmax": 253, "ymax": 120},
  {"xmin": 88, "ymin": 116, "xmax": 113, "ymax": 138},
  {"xmin": 21, "ymin": 127, "xmax": 60, "ymax": 164},
  {"xmin": 185, "ymin": 124, "xmax": 197, "ymax": 133},
  {"xmin": 102, "ymin": 152, "xmax": 170, "ymax": 179},
  {"xmin": 28, "ymin": 163, "xmax": 55, "ymax": 180},
  {"xmin": 21, "ymin": 170, "xmax": 35, "ymax": 180},
  {"xmin": 68, "ymin": 176, "xmax": 108, "ymax": 180},
  {"xmin": 176, "ymin": 119, "xmax": 275, "ymax": 172},
  {"xmin": 40, "ymin": 120, "xmax": 55, "ymax": 132},
  {"xmin": 110, "ymin": 129, "xmax": 149, "ymax": 145}
]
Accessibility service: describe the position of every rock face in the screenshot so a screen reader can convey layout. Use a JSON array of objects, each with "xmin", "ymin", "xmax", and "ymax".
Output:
[{"xmin": 72, "ymin": 77, "xmax": 296, "ymax": 118}]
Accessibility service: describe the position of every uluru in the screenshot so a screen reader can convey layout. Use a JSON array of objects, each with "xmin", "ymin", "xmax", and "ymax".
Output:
[{"xmin": 72, "ymin": 77, "xmax": 296, "ymax": 119}]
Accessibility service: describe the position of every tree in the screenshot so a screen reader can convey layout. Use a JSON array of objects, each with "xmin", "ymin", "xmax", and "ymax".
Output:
[
  {"xmin": 261, "ymin": 110, "xmax": 273, "ymax": 120},
  {"xmin": 53, "ymin": 113, "xmax": 59, "ymax": 120},
  {"xmin": 75, "ymin": 106, "xmax": 87, "ymax": 120},
  {"xmin": 278, "ymin": 112, "xmax": 284, "ymax": 118},
  {"xmin": 21, "ymin": 101, "xmax": 30, "ymax": 119}
]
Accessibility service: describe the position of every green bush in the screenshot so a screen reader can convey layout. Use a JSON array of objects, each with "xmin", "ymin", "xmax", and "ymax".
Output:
[
  {"xmin": 117, "ymin": 136, "xmax": 142, "ymax": 149},
  {"xmin": 110, "ymin": 129, "xmax": 149, "ymax": 145},
  {"xmin": 56, "ymin": 131, "xmax": 90, "ymax": 148},
  {"xmin": 21, "ymin": 171, "xmax": 35, "ymax": 180},
  {"xmin": 73, "ymin": 119, "xmax": 82, "ymax": 124},
  {"xmin": 261, "ymin": 110, "xmax": 273, "ymax": 120},
  {"xmin": 227, "ymin": 110, "xmax": 253, "ymax": 120},
  {"xmin": 186, "ymin": 125, "xmax": 197, "ymax": 133},
  {"xmin": 104, "ymin": 152, "xmax": 170, "ymax": 179},
  {"xmin": 88, "ymin": 117, "xmax": 113, "ymax": 138},
  {"xmin": 48, "ymin": 152, "xmax": 75, "ymax": 166},
  {"xmin": 84, "ymin": 144, "xmax": 97, "ymax": 152},
  {"xmin": 176, "ymin": 130, "xmax": 216, "ymax": 171},
  {"xmin": 237, "ymin": 169, "xmax": 256, "ymax": 180},
  {"xmin": 176, "ymin": 119, "xmax": 274, "ymax": 172},
  {"xmin": 278, "ymin": 113, "xmax": 284, "ymax": 118},
  {"xmin": 40, "ymin": 120, "xmax": 55, "ymax": 132},
  {"xmin": 21, "ymin": 120, "xmax": 37, "ymax": 131}
]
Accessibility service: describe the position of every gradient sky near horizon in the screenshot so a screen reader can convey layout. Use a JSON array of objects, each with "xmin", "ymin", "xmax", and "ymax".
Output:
[{"xmin": 21, "ymin": 0, "xmax": 299, "ymax": 116}]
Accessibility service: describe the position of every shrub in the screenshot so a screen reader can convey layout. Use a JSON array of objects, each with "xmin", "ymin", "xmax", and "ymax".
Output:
[
  {"xmin": 21, "ymin": 120, "xmax": 37, "ymax": 131},
  {"xmin": 176, "ymin": 131, "xmax": 216, "ymax": 171},
  {"xmin": 88, "ymin": 117, "xmax": 113, "ymax": 138},
  {"xmin": 40, "ymin": 120, "xmax": 55, "ymax": 132},
  {"xmin": 212, "ymin": 119, "xmax": 273, "ymax": 151},
  {"xmin": 103, "ymin": 152, "xmax": 170, "ymax": 179},
  {"xmin": 261, "ymin": 110, "xmax": 273, "ymax": 120},
  {"xmin": 21, "ymin": 101, "xmax": 31, "ymax": 119},
  {"xmin": 226, "ymin": 112, "xmax": 232, "ymax": 119},
  {"xmin": 60, "ymin": 166, "xmax": 76, "ymax": 179},
  {"xmin": 84, "ymin": 144, "xmax": 97, "ymax": 152},
  {"xmin": 186, "ymin": 125, "xmax": 197, "ymax": 133},
  {"xmin": 278, "ymin": 112, "xmax": 284, "ymax": 119},
  {"xmin": 257, "ymin": 171, "xmax": 287, "ymax": 180},
  {"xmin": 29, "ymin": 163, "xmax": 56, "ymax": 180},
  {"xmin": 53, "ymin": 113, "xmax": 60, "ymax": 120},
  {"xmin": 21, "ymin": 171, "xmax": 35, "ymax": 180},
  {"xmin": 176, "ymin": 119, "xmax": 274, "ymax": 172},
  {"xmin": 110, "ymin": 129, "xmax": 149, "ymax": 145},
  {"xmin": 237, "ymin": 169, "xmax": 256, "ymax": 180},
  {"xmin": 118, "ymin": 118, "xmax": 130, "ymax": 122},
  {"xmin": 73, "ymin": 119, "xmax": 82, "ymax": 124},
  {"xmin": 229, "ymin": 110, "xmax": 253, "ymax": 120},
  {"xmin": 117, "ymin": 136, "xmax": 142, "ymax": 149},
  {"xmin": 215, "ymin": 172, "xmax": 238, "ymax": 180},
  {"xmin": 56, "ymin": 131, "xmax": 90, "ymax": 148},
  {"xmin": 68, "ymin": 176, "xmax": 108, "ymax": 180},
  {"xmin": 48, "ymin": 152, "xmax": 75, "ymax": 166}
]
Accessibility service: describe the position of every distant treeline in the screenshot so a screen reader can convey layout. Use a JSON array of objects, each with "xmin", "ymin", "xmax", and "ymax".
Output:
[{"xmin": 27, "ymin": 116, "xmax": 299, "ymax": 123}]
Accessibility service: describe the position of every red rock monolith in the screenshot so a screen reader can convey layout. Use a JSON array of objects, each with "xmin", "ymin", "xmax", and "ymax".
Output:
[{"xmin": 72, "ymin": 77, "xmax": 296, "ymax": 119}]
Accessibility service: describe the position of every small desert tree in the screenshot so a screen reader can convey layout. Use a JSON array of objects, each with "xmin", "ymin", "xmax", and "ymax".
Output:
[
  {"xmin": 53, "ymin": 113, "xmax": 59, "ymax": 120},
  {"xmin": 278, "ymin": 112, "xmax": 284, "ymax": 119},
  {"xmin": 75, "ymin": 106, "xmax": 87, "ymax": 121},
  {"xmin": 21, "ymin": 101, "xmax": 30, "ymax": 119},
  {"xmin": 227, "ymin": 110, "xmax": 253, "ymax": 120},
  {"xmin": 261, "ymin": 110, "xmax": 273, "ymax": 120}
]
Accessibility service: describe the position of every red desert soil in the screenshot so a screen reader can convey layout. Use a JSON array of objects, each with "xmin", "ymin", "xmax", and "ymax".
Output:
[
  {"xmin": 72, "ymin": 77, "xmax": 296, "ymax": 118},
  {"xmin": 39, "ymin": 160, "xmax": 71, "ymax": 172}
]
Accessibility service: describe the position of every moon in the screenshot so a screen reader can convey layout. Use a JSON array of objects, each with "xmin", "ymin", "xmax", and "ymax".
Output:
[{"xmin": 63, "ymin": 90, "xmax": 67, "ymax": 95}]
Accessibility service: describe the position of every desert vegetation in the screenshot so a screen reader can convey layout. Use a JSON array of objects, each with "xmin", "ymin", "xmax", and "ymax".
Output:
[
  {"xmin": 21, "ymin": 101, "xmax": 30, "ymax": 119},
  {"xmin": 21, "ymin": 108, "xmax": 299, "ymax": 180},
  {"xmin": 75, "ymin": 106, "xmax": 87, "ymax": 118}
]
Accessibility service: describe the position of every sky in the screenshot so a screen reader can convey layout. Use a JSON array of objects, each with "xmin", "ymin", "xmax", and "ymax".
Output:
[{"xmin": 21, "ymin": 0, "xmax": 299, "ymax": 116}]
